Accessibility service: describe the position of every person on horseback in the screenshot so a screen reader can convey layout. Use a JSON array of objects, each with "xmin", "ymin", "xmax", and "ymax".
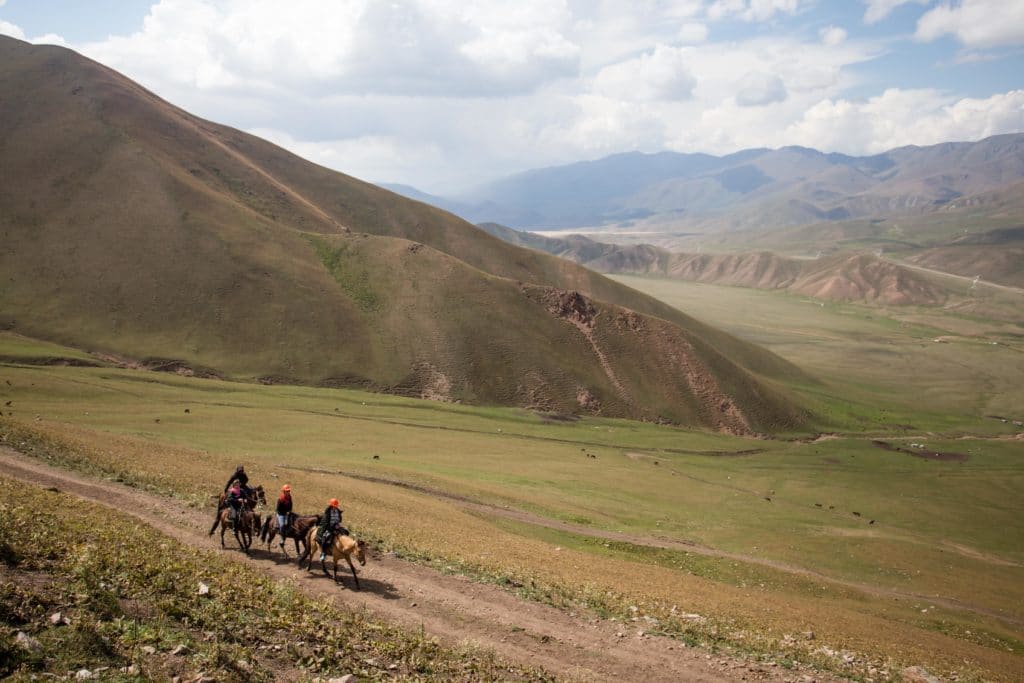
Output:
[
  {"xmin": 316, "ymin": 498, "xmax": 348, "ymax": 561},
  {"xmin": 226, "ymin": 482, "xmax": 244, "ymax": 523},
  {"xmin": 224, "ymin": 464, "xmax": 250, "ymax": 498},
  {"xmin": 276, "ymin": 484, "xmax": 293, "ymax": 549}
]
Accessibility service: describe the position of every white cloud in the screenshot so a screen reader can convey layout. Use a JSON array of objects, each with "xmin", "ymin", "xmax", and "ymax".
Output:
[
  {"xmin": 820, "ymin": 25, "xmax": 848, "ymax": 46},
  {"xmin": 784, "ymin": 88, "xmax": 1024, "ymax": 154},
  {"xmin": 592, "ymin": 44, "xmax": 697, "ymax": 102},
  {"xmin": 707, "ymin": 0, "xmax": 804, "ymax": 22},
  {"xmin": 916, "ymin": 0, "xmax": 1024, "ymax": 48},
  {"xmin": 679, "ymin": 22, "xmax": 709, "ymax": 44},
  {"xmin": 735, "ymin": 72, "xmax": 787, "ymax": 106},
  {"xmin": 863, "ymin": 0, "xmax": 928, "ymax": 25},
  {"xmin": 80, "ymin": 0, "xmax": 581, "ymax": 98},
  {"xmin": 0, "ymin": 19, "xmax": 25, "ymax": 39}
]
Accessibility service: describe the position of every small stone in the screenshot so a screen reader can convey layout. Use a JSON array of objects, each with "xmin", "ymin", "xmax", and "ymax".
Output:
[
  {"xmin": 49, "ymin": 611, "xmax": 69, "ymax": 626},
  {"xmin": 75, "ymin": 670, "xmax": 93, "ymax": 680},
  {"xmin": 14, "ymin": 631, "xmax": 41, "ymax": 652},
  {"xmin": 197, "ymin": 582, "xmax": 210, "ymax": 596},
  {"xmin": 328, "ymin": 676, "xmax": 358, "ymax": 683},
  {"xmin": 170, "ymin": 644, "xmax": 189, "ymax": 656},
  {"xmin": 803, "ymin": 630, "xmax": 815, "ymax": 640},
  {"xmin": 902, "ymin": 666, "xmax": 942, "ymax": 683},
  {"xmin": 236, "ymin": 659, "xmax": 251, "ymax": 672},
  {"xmin": 142, "ymin": 645, "xmax": 157, "ymax": 655},
  {"xmin": 123, "ymin": 665, "xmax": 138, "ymax": 676}
]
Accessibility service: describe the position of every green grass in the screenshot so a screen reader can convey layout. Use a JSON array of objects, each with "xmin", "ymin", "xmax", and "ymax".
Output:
[
  {"xmin": 2, "ymin": 300, "xmax": 1023, "ymax": 680},
  {"xmin": 609, "ymin": 275, "xmax": 1024, "ymax": 432}
]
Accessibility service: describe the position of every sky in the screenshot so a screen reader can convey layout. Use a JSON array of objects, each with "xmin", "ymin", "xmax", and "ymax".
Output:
[{"xmin": 2, "ymin": 1, "xmax": 1023, "ymax": 194}]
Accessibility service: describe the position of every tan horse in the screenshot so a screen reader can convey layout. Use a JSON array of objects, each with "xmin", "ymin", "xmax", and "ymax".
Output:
[{"xmin": 299, "ymin": 527, "xmax": 367, "ymax": 588}]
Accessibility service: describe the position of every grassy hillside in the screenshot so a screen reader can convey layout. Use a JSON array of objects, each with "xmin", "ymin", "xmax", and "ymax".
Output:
[
  {"xmin": 0, "ymin": 35, "xmax": 806, "ymax": 431},
  {"xmin": 1, "ymin": 334, "xmax": 1022, "ymax": 681}
]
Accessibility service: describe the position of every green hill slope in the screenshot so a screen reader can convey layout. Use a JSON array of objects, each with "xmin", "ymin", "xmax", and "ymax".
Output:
[{"xmin": 0, "ymin": 36, "xmax": 806, "ymax": 432}]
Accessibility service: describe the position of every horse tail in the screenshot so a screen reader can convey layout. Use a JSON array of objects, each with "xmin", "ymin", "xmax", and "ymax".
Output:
[{"xmin": 259, "ymin": 515, "xmax": 271, "ymax": 541}]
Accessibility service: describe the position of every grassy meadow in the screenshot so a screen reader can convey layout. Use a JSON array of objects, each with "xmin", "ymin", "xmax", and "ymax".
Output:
[{"xmin": 2, "ymin": 280, "xmax": 1023, "ymax": 683}]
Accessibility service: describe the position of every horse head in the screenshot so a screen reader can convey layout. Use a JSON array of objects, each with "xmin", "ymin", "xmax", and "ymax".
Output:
[
  {"xmin": 254, "ymin": 485, "xmax": 267, "ymax": 507},
  {"xmin": 355, "ymin": 539, "xmax": 367, "ymax": 566}
]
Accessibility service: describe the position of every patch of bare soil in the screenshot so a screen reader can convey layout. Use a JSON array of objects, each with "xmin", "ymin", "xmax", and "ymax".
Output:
[
  {"xmin": 0, "ymin": 447, "xmax": 843, "ymax": 683},
  {"xmin": 870, "ymin": 440, "xmax": 969, "ymax": 462}
]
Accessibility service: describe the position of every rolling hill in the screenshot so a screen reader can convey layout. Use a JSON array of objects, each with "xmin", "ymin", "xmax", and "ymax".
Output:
[
  {"xmin": 0, "ymin": 36, "xmax": 809, "ymax": 433},
  {"xmin": 478, "ymin": 224, "xmax": 949, "ymax": 305}
]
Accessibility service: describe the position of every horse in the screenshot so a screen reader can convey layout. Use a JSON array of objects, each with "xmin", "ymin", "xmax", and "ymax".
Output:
[
  {"xmin": 215, "ymin": 506, "xmax": 259, "ymax": 552},
  {"xmin": 208, "ymin": 484, "xmax": 266, "ymax": 537},
  {"xmin": 259, "ymin": 513, "xmax": 321, "ymax": 557},
  {"xmin": 298, "ymin": 527, "xmax": 367, "ymax": 589}
]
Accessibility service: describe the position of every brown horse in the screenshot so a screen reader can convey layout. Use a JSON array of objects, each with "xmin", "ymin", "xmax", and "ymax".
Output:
[
  {"xmin": 299, "ymin": 527, "xmax": 367, "ymax": 589},
  {"xmin": 259, "ymin": 513, "xmax": 321, "ymax": 557},
  {"xmin": 208, "ymin": 485, "xmax": 266, "ymax": 537},
  {"xmin": 216, "ymin": 506, "xmax": 259, "ymax": 552}
]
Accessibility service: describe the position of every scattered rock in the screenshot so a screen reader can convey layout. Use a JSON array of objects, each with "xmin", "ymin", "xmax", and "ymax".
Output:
[
  {"xmin": 235, "ymin": 659, "xmax": 251, "ymax": 672},
  {"xmin": 49, "ymin": 611, "xmax": 70, "ymax": 626},
  {"xmin": 75, "ymin": 670, "xmax": 93, "ymax": 680},
  {"xmin": 123, "ymin": 665, "xmax": 139, "ymax": 676},
  {"xmin": 197, "ymin": 581, "xmax": 210, "ymax": 596},
  {"xmin": 328, "ymin": 675, "xmax": 358, "ymax": 683},
  {"xmin": 902, "ymin": 666, "xmax": 942, "ymax": 683},
  {"xmin": 170, "ymin": 644, "xmax": 189, "ymax": 656},
  {"xmin": 142, "ymin": 645, "xmax": 157, "ymax": 655},
  {"xmin": 14, "ymin": 631, "xmax": 41, "ymax": 652}
]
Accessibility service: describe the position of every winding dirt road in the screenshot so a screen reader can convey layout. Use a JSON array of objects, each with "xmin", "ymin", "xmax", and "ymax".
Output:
[{"xmin": 0, "ymin": 447, "xmax": 844, "ymax": 683}]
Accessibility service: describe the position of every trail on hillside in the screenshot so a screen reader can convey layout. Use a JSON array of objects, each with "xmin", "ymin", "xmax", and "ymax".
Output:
[{"xmin": 0, "ymin": 448, "xmax": 846, "ymax": 683}]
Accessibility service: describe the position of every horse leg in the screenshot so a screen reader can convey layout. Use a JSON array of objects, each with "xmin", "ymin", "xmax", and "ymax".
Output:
[
  {"xmin": 346, "ymin": 555, "xmax": 360, "ymax": 590},
  {"xmin": 208, "ymin": 509, "xmax": 221, "ymax": 536},
  {"xmin": 220, "ymin": 520, "xmax": 227, "ymax": 548}
]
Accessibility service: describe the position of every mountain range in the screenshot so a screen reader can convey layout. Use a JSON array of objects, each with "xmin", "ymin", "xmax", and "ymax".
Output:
[
  {"xmin": 386, "ymin": 134, "xmax": 1024, "ymax": 238},
  {"xmin": 0, "ymin": 35, "xmax": 809, "ymax": 433}
]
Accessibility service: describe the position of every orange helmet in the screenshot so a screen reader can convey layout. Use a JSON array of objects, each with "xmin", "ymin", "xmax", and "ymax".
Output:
[
  {"xmin": 329, "ymin": 498, "xmax": 339, "ymax": 508},
  {"xmin": 281, "ymin": 484, "xmax": 291, "ymax": 492}
]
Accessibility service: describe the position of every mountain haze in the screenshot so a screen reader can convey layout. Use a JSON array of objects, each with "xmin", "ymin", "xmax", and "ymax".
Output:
[
  {"xmin": 0, "ymin": 36, "xmax": 807, "ymax": 433},
  {"xmin": 395, "ymin": 135, "xmax": 1024, "ymax": 235}
]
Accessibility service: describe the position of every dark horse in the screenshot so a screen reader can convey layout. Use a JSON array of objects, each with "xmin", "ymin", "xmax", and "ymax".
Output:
[
  {"xmin": 215, "ymin": 506, "xmax": 259, "ymax": 552},
  {"xmin": 259, "ymin": 513, "xmax": 321, "ymax": 557},
  {"xmin": 208, "ymin": 485, "xmax": 266, "ymax": 537}
]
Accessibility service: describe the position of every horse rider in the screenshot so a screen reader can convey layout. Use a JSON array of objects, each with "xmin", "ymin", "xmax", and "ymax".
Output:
[
  {"xmin": 276, "ymin": 484, "xmax": 293, "ymax": 548},
  {"xmin": 316, "ymin": 498, "xmax": 348, "ymax": 561},
  {"xmin": 226, "ymin": 481, "xmax": 244, "ymax": 522},
  {"xmin": 224, "ymin": 464, "xmax": 251, "ymax": 501}
]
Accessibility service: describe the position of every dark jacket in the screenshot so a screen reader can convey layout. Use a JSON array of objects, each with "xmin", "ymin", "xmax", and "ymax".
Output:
[
  {"xmin": 276, "ymin": 493, "xmax": 293, "ymax": 515},
  {"xmin": 224, "ymin": 470, "xmax": 249, "ymax": 493},
  {"xmin": 318, "ymin": 506, "xmax": 342, "ymax": 533}
]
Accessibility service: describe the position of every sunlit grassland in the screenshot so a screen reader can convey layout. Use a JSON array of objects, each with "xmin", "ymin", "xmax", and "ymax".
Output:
[
  {"xmin": 610, "ymin": 275, "xmax": 1024, "ymax": 432},
  {"xmin": 2, "ymin": 308, "xmax": 1023, "ymax": 681}
]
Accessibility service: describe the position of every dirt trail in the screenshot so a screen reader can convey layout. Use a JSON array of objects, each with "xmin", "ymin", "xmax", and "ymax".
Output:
[{"xmin": 0, "ymin": 448, "xmax": 844, "ymax": 683}]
